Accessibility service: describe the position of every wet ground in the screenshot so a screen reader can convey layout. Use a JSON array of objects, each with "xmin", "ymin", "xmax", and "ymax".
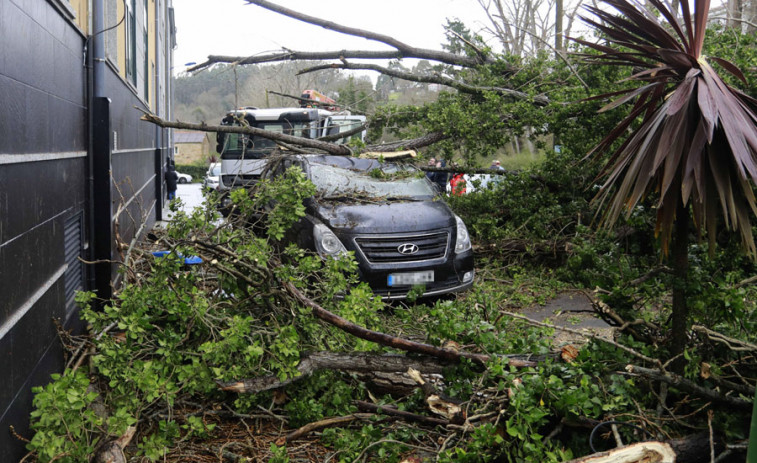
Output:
[
  {"xmin": 155, "ymin": 183, "xmax": 206, "ymax": 227},
  {"xmin": 171, "ymin": 183, "xmax": 206, "ymax": 215},
  {"xmin": 521, "ymin": 291, "xmax": 614, "ymax": 346}
]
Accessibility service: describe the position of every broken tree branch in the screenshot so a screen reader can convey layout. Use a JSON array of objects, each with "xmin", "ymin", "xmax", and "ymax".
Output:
[
  {"xmin": 692, "ymin": 325, "xmax": 757, "ymax": 353},
  {"xmin": 499, "ymin": 310, "xmax": 661, "ymax": 366},
  {"xmin": 298, "ymin": 62, "xmax": 549, "ymax": 105},
  {"xmin": 137, "ymin": 108, "xmax": 445, "ymax": 154},
  {"xmin": 284, "ymin": 280, "xmax": 535, "ymax": 367},
  {"xmin": 277, "ymin": 413, "xmax": 374, "ymax": 445},
  {"xmin": 355, "ymin": 400, "xmax": 449, "ymax": 426},
  {"xmin": 624, "ymin": 365, "xmax": 752, "ymax": 408},
  {"xmin": 137, "ymin": 108, "xmax": 351, "ymax": 155},
  {"xmin": 366, "ymin": 131, "xmax": 448, "ymax": 152},
  {"xmin": 187, "ymin": 50, "xmax": 470, "ymax": 72},
  {"xmin": 243, "ymin": 0, "xmax": 493, "ymax": 68}
]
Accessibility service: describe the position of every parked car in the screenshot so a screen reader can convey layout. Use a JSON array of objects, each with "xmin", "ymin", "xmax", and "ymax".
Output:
[
  {"xmin": 267, "ymin": 155, "xmax": 475, "ymax": 300},
  {"xmin": 176, "ymin": 172, "xmax": 192, "ymax": 184},
  {"xmin": 203, "ymin": 162, "xmax": 221, "ymax": 191}
]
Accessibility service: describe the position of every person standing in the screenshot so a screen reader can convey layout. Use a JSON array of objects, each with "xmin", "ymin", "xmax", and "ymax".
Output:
[
  {"xmin": 490, "ymin": 160, "xmax": 505, "ymax": 171},
  {"xmin": 434, "ymin": 159, "xmax": 449, "ymax": 191},
  {"xmin": 165, "ymin": 162, "xmax": 178, "ymax": 200},
  {"xmin": 425, "ymin": 157, "xmax": 437, "ymax": 183}
]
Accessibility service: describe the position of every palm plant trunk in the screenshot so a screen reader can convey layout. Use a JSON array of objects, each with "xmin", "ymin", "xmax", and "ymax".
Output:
[{"xmin": 670, "ymin": 200, "xmax": 690, "ymax": 373}]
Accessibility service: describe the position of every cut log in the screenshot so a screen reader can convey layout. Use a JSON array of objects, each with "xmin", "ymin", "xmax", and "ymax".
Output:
[
  {"xmin": 563, "ymin": 441, "xmax": 676, "ymax": 463},
  {"xmin": 566, "ymin": 431, "xmax": 725, "ymax": 463}
]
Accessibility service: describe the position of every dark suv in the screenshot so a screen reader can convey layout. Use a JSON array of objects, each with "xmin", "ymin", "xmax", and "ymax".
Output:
[{"xmin": 269, "ymin": 155, "xmax": 474, "ymax": 300}]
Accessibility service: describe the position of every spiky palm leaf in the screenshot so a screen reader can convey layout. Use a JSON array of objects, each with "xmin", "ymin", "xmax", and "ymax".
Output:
[{"xmin": 573, "ymin": 0, "xmax": 757, "ymax": 256}]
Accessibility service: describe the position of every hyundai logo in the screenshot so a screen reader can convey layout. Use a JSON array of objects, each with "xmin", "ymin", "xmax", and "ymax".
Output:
[{"xmin": 397, "ymin": 243, "xmax": 419, "ymax": 255}]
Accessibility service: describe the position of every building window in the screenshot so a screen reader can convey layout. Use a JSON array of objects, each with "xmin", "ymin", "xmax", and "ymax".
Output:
[{"xmin": 125, "ymin": 0, "xmax": 137, "ymax": 85}]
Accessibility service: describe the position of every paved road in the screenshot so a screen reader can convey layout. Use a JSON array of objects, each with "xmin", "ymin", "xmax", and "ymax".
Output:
[
  {"xmin": 157, "ymin": 183, "xmax": 205, "ymax": 226},
  {"xmin": 175, "ymin": 183, "xmax": 205, "ymax": 213}
]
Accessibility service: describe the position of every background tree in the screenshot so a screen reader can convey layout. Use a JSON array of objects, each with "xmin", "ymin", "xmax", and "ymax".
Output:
[{"xmin": 477, "ymin": 0, "xmax": 584, "ymax": 56}]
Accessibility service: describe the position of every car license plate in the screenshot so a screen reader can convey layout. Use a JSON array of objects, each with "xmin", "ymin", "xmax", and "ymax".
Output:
[{"xmin": 387, "ymin": 271, "xmax": 434, "ymax": 286}]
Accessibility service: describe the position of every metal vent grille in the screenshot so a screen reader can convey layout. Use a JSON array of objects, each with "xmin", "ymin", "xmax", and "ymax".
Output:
[
  {"xmin": 64, "ymin": 214, "xmax": 84, "ymax": 315},
  {"xmin": 355, "ymin": 231, "xmax": 449, "ymax": 264}
]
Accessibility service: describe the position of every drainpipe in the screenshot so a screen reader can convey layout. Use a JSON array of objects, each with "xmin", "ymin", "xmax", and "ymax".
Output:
[
  {"xmin": 93, "ymin": 0, "xmax": 106, "ymax": 99},
  {"xmin": 85, "ymin": 0, "xmax": 96, "ymax": 293},
  {"xmin": 90, "ymin": 0, "xmax": 114, "ymax": 301},
  {"xmin": 154, "ymin": 0, "xmax": 164, "ymax": 221}
]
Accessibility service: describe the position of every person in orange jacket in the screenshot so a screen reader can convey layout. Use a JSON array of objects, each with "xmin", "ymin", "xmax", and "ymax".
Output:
[{"xmin": 449, "ymin": 173, "xmax": 466, "ymax": 195}]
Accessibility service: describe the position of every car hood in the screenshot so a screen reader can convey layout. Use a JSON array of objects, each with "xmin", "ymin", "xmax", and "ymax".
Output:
[{"xmin": 310, "ymin": 199, "xmax": 454, "ymax": 234}]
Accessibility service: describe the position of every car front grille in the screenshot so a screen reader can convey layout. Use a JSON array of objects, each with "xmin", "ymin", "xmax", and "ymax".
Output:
[{"xmin": 354, "ymin": 231, "xmax": 449, "ymax": 263}]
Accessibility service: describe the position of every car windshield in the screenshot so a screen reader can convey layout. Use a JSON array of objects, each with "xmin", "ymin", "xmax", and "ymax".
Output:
[
  {"xmin": 210, "ymin": 165, "xmax": 221, "ymax": 176},
  {"xmin": 308, "ymin": 163, "xmax": 435, "ymax": 200}
]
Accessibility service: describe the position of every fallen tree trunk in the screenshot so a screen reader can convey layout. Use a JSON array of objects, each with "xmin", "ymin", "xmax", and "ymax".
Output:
[
  {"xmin": 138, "ymin": 110, "xmax": 352, "ymax": 156},
  {"xmin": 564, "ymin": 441, "xmax": 676, "ymax": 463},
  {"xmin": 216, "ymin": 351, "xmax": 453, "ymax": 393},
  {"xmin": 566, "ymin": 431, "xmax": 724, "ymax": 463},
  {"xmin": 138, "ymin": 109, "xmax": 447, "ymax": 155},
  {"xmin": 217, "ymin": 351, "xmax": 544, "ymax": 394}
]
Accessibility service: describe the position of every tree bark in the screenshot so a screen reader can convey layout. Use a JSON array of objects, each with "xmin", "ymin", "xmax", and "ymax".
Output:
[
  {"xmin": 670, "ymin": 200, "xmax": 689, "ymax": 373},
  {"xmin": 216, "ymin": 352, "xmax": 454, "ymax": 393}
]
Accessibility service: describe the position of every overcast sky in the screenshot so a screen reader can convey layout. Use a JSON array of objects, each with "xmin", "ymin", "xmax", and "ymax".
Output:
[{"xmin": 172, "ymin": 0, "xmax": 497, "ymax": 74}]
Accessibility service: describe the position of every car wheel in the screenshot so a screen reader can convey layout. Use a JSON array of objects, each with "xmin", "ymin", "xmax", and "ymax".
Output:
[{"xmin": 178, "ymin": 178, "xmax": 187, "ymax": 184}]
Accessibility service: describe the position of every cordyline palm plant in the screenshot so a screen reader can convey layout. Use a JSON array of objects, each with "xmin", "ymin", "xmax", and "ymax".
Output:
[{"xmin": 572, "ymin": 0, "xmax": 757, "ymax": 365}]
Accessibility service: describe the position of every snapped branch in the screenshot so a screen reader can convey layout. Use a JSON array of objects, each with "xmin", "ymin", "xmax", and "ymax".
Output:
[
  {"xmin": 299, "ymin": 62, "xmax": 549, "ymax": 105},
  {"xmin": 244, "ymin": 0, "xmax": 492, "ymax": 68},
  {"xmin": 137, "ymin": 108, "xmax": 446, "ymax": 154}
]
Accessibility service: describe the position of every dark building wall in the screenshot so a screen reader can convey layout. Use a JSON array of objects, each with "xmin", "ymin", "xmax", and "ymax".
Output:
[
  {"xmin": 0, "ymin": 0, "xmax": 169, "ymax": 460},
  {"xmin": 0, "ymin": 0, "xmax": 90, "ymax": 456},
  {"xmin": 0, "ymin": 0, "xmax": 89, "ymax": 458}
]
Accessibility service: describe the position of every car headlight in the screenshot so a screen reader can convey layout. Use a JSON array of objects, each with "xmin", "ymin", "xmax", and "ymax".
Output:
[
  {"xmin": 454, "ymin": 215, "xmax": 472, "ymax": 254},
  {"xmin": 314, "ymin": 223, "xmax": 347, "ymax": 257}
]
